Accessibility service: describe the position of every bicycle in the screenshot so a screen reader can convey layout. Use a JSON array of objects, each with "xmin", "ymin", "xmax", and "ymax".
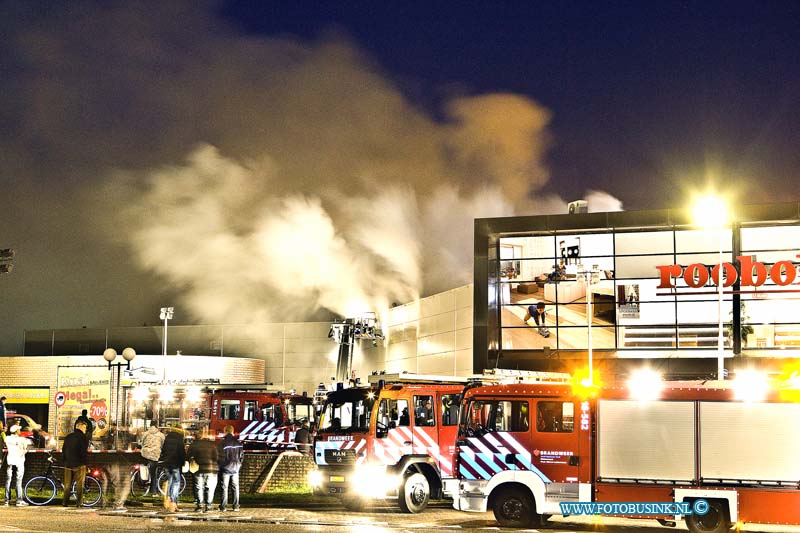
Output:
[
  {"xmin": 129, "ymin": 463, "xmax": 186, "ymax": 497},
  {"xmin": 24, "ymin": 451, "xmax": 103, "ymax": 506}
]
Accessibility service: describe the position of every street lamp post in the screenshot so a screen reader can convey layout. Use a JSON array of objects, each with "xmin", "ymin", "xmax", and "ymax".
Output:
[
  {"xmin": 159, "ymin": 307, "xmax": 174, "ymax": 382},
  {"xmin": 692, "ymin": 194, "xmax": 730, "ymax": 380},
  {"xmin": 102, "ymin": 347, "xmax": 136, "ymax": 449},
  {"xmin": 578, "ymin": 264, "xmax": 601, "ymax": 382}
]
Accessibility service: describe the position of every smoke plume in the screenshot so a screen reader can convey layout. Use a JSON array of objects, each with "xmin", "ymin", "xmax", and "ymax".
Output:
[{"xmin": 0, "ymin": 1, "xmax": 622, "ymax": 351}]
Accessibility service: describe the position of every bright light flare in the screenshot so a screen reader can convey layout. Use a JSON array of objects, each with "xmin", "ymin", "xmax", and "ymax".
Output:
[
  {"xmin": 308, "ymin": 469, "xmax": 323, "ymax": 488},
  {"xmin": 776, "ymin": 363, "xmax": 800, "ymax": 402},
  {"xmin": 352, "ymin": 463, "xmax": 399, "ymax": 497},
  {"xmin": 691, "ymin": 193, "xmax": 729, "ymax": 228},
  {"xmin": 570, "ymin": 366, "xmax": 602, "ymax": 399},
  {"xmin": 627, "ymin": 369, "xmax": 664, "ymax": 401},
  {"xmin": 733, "ymin": 369, "xmax": 770, "ymax": 402}
]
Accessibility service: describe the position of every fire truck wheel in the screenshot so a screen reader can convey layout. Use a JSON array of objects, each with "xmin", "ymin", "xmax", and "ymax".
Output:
[
  {"xmin": 342, "ymin": 495, "xmax": 367, "ymax": 512},
  {"xmin": 492, "ymin": 486, "xmax": 536, "ymax": 528},
  {"xmin": 398, "ymin": 472, "xmax": 430, "ymax": 513},
  {"xmin": 685, "ymin": 500, "xmax": 730, "ymax": 533}
]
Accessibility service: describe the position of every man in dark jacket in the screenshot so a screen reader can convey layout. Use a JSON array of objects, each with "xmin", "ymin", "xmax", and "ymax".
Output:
[
  {"xmin": 0, "ymin": 397, "xmax": 7, "ymax": 427},
  {"xmin": 158, "ymin": 426, "xmax": 186, "ymax": 513},
  {"xmin": 217, "ymin": 425, "xmax": 243, "ymax": 512},
  {"xmin": 187, "ymin": 428, "xmax": 218, "ymax": 512},
  {"xmin": 294, "ymin": 419, "xmax": 312, "ymax": 456},
  {"xmin": 62, "ymin": 422, "xmax": 89, "ymax": 507}
]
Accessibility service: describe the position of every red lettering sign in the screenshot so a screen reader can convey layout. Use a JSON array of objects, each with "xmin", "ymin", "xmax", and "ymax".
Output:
[{"xmin": 657, "ymin": 255, "xmax": 800, "ymax": 290}]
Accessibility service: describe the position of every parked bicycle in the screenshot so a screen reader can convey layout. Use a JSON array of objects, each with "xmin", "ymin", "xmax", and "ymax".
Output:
[
  {"xmin": 24, "ymin": 451, "xmax": 103, "ymax": 506},
  {"xmin": 129, "ymin": 463, "xmax": 187, "ymax": 497}
]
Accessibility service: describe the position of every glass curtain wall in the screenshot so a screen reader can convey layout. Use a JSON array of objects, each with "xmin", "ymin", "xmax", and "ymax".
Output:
[
  {"xmin": 739, "ymin": 224, "xmax": 800, "ymax": 349},
  {"xmin": 496, "ymin": 226, "xmax": 752, "ymax": 353}
]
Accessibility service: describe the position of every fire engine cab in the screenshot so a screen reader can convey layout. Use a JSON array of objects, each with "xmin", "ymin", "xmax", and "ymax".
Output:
[
  {"xmin": 207, "ymin": 389, "xmax": 317, "ymax": 450},
  {"xmin": 454, "ymin": 370, "xmax": 800, "ymax": 532},
  {"xmin": 309, "ymin": 372, "xmax": 468, "ymax": 513}
]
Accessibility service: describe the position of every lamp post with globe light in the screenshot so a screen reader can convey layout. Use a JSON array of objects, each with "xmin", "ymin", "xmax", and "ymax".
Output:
[
  {"xmin": 103, "ymin": 347, "xmax": 136, "ymax": 449},
  {"xmin": 691, "ymin": 194, "xmax": 730, "ymax": 380}
]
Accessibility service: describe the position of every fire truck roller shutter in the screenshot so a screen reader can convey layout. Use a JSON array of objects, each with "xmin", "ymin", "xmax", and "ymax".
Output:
[
  {"xmin": 700, "ymin": 402, "xmax": 800, "ymax": 482},
  {"xmin": 597, "ymin": 400, "xmax": 694, "ymax": 482}
]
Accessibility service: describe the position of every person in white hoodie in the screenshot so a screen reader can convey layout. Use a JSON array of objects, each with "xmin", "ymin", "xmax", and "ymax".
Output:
[
  {"xmin": 139, "ymin": 422, "xmax": 165, "ymax": 496},
  {"xmin": 4, "ymin": 424, "xmax": 29, "ymax": 506}
]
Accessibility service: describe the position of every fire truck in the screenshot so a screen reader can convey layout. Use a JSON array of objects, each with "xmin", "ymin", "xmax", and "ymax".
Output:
[
  {"xmin": 453, "ymin": 370, "xmax": 800, "ymax": 532},
  {"xmin": 309, "ymin": 372, "xmax": 469, "ymax": 513},
  {"xmin": 207, "ymin": 389, "xmax": 317, "ymax": 450}
]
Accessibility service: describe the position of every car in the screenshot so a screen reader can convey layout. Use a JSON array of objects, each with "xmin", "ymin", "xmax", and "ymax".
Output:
[{"xmin": 6, "ymin": 413, "xmax": 51, "ymax": 448}]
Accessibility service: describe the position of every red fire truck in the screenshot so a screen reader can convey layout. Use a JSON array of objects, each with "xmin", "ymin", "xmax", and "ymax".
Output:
[
  {"xmin": 207, "ymin": 389, "xmax": 317, "ymax": 450},
  {"xmin": 453, "ymin": 370, "xmax": 800, "ymax": 532},
  {"xmin": 309, "ymin": 373, "xmax": 469, "ymax": 513}
]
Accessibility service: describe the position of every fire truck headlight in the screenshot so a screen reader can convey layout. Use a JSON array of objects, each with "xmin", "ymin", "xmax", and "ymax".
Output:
[
  {"xmin": 733, "ymin": 369, "xmax": 770, "ymax": 402},
  {"xmin": 352, "ymin": 464, "xmax": 399, "ymax": 497},
  {"xmin": 628, "ymin": 368, "xmax": 663, "ymax": 401},
  {"xmin": 308, "ymin": 469, "xmax": 323, "ymax": 488}
]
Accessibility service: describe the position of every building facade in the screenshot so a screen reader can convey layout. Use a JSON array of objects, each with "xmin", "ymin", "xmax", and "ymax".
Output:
[{"xmin": 474, "ymin": 202, "xmax": 800, "ymax": 379}]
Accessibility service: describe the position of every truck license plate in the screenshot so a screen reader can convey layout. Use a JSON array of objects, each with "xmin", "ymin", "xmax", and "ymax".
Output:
[{"xmin": 330, "ymin": 475, "xmax": 345, "ymax": 483}]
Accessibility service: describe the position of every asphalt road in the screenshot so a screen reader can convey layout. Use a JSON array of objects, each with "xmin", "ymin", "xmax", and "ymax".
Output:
[{"xmin": 2, "ymin": 502, "xmax": 800, "ymax": 533}]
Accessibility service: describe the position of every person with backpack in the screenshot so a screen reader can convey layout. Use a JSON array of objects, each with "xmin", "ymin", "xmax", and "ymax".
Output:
[{"xmin": 140, "ymin": 422, "xmax": 165, "ymax": 496}]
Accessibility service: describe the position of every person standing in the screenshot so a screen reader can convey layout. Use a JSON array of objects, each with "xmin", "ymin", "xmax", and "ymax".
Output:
[
  {"xmin": 0, "ymin": 397, "xmax": 7, "ymax": 428},
  {"xmin": 187, "ymin": 428, "xmax": 218, "ymax": 513},
  {"xmin": 293, "ymin": 419, "xmax": 312, "ymax": 456},
  {"xmin": 0, "ymin": 422, "xmax": 7, "ymax": 470},
  {"xmin": 140, "ymin": 422, "xmax": 165, "ymax": 497},
  {"xmin": 158, "ymin": 426, "xmax": 185, "ymax": 513},
  {"xmin": 74, "ymin": 409, "xmax": 94, "ymax": 443},
  {"xmin": 62, "ymin": 421, "xmax": 89, "ymax": 507},
  {"xmin": 217, "ymin": 425, "xmax": 243, "ymax": 512},
  {"xmin": 100, "ymin": 421, "xmax": 133, "ymax": 511},
  {"xmin": 4, "ymin": 424, "xmax": 29, "ymax": 506}
]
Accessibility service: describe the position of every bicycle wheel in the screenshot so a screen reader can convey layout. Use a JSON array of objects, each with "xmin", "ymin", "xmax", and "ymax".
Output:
[
  {"xmin": 130, "ymin": 468, "xmax": 150, "ymax": 497},
  {"xmin": 72, "ymin": 476, "xmax": 103, "ymax": 507},
  {"xmin": 24, "ymin": 476, "xmax": 57, "ymax": 505},
  {"xmin": 156, "ymin": 471, "xmax": 187, "ymax": 496}
]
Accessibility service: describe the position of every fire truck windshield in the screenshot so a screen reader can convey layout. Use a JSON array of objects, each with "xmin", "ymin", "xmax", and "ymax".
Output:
[
  {"xmin": 287, "ymin": 401, "xmax": 315, "ymax": 424},
  {"xmin": 318, "ymin": 389, "xmax": 374, "ymax": 433}
]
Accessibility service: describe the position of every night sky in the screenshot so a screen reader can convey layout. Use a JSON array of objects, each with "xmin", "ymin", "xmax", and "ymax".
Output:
[
  {"xmin": 223, "ymin": 0, "xmax": 800, "ymax": 206},
  {"xmin": 1, "ymin": 1, "xmax": 799, "ymax": 354}
]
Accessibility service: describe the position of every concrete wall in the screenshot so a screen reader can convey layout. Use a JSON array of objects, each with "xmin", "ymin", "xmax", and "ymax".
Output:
[
  {"xmin": 374, "ymin": 284, "xmax": 474, "ymax": 377},
  {"xmin": 5, "ymin": 284, "xmax": 476, "ymax": 421},
  {"xmin": 260, "ymin": 284, "xmax": 475, "ymax": 391}
]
